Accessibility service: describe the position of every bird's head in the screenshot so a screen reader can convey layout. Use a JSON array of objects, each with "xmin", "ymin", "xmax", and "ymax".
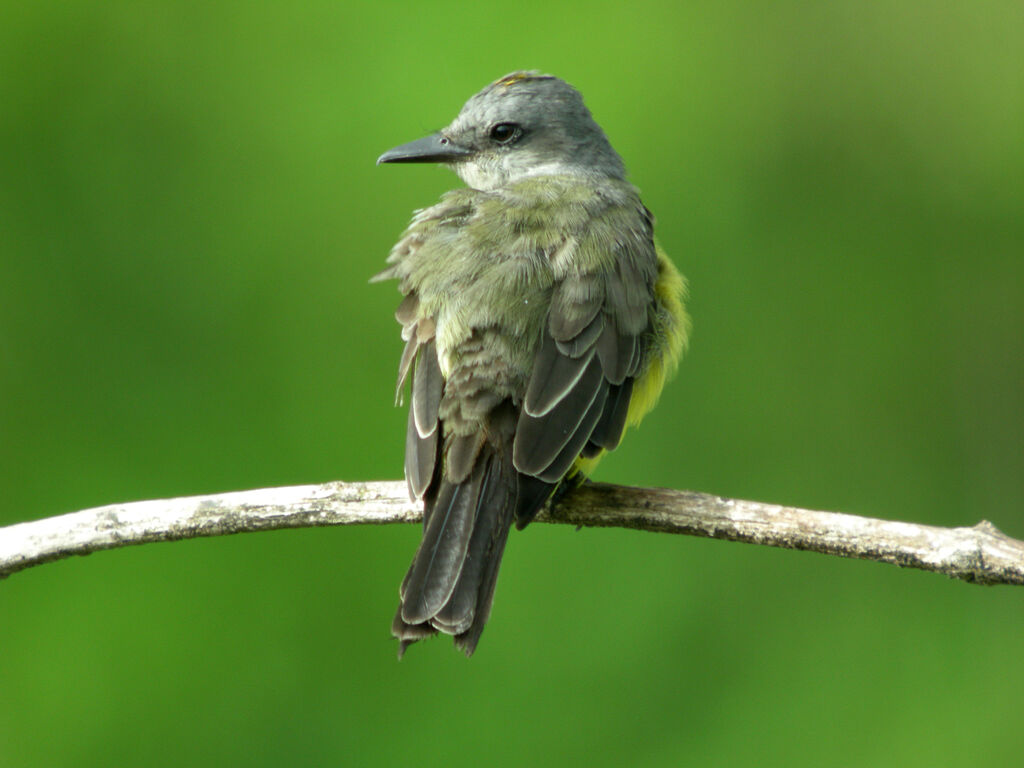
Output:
[{"xmin": 377, "ymin": 71, "xmax": 625, "ymax": 191}]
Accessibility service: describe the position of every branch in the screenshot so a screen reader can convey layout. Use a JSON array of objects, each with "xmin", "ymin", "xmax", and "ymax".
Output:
[{"xmin": 1, "ymin": 481, "xmax": 1021, "ymax": 585}]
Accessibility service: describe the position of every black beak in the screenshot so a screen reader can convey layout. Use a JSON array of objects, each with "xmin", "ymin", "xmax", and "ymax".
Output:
[{"xmin": 376, "ymin": 133, "xmax": 473, "ymax": 165}]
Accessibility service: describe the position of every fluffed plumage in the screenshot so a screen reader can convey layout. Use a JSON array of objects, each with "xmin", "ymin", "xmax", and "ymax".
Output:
[{"xmin": 377, "ymin": 72, "xmax": 689, "ymax": 656}]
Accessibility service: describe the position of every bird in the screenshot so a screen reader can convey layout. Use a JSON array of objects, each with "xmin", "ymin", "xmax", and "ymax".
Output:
[{"xmin": 375, "ymin": 71, "xmax": 689, "ymax": 657}]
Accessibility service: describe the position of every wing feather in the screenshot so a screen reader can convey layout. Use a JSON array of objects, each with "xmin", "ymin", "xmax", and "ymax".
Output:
[
  {"xmin": 536, "ymin": 379, "xmax": 609, "ymax": 482},
  {"xmin": 555, "ymin": 311, "xmax": 605, "ymax": 358},
  {"xmin": 412, "ymin": 340, "xmax": 442, "ymax": 438},
  {"xmin": 522, "ymin": 333, "xmax": 596, "ymax": 418},
  {"xmin": 588, "ymin": 378, "xmax": 634, "ymax": 451},
  {"xmin": 404, "ymin": 340, "xmax": 443, "ymax": 501},
  {"xmin": 548, "ymin": 273, "xmax": 603, "ymax": 340},
  {"xmin": 404, "ymin": 393, "xmax": 437, "ymax": 501},
  {"xmin": 513, "ymin": 353, "xmax": 604, "ymax": 475}
]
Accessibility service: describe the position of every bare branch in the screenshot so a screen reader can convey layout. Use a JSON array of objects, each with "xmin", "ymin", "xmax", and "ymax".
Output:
[{"xmin": 1, "ymin": 481, "xmax": 1021, "ymax": 585}]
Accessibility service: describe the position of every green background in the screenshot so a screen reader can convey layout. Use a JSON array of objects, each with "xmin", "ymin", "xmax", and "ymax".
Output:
[{"xmin": 2, "ymin": 1, "xmax": 1022, "ymax": 766}]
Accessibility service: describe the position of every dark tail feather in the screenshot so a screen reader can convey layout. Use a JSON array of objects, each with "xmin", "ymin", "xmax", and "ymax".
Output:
[
  {"xmin": 400, "ymin": 477, "xmax": 479, "ymax": 625},
  {"xmin": 453, "ymin": 500, "xmax": 513, "ymax": 655},
  {"xmin": 393, "ymin": 437, "xmax": 516, "ymax": 657}
]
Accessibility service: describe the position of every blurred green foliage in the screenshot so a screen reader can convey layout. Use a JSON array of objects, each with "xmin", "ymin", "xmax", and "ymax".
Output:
[{"xmin": 1, "ymin": 1, "xmax": 1022, "ymax": 766}]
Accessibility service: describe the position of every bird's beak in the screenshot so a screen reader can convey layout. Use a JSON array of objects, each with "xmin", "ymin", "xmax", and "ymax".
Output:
[{"xmin": 376, "ymin": 133, "xmax": 473, "ymax": 165}]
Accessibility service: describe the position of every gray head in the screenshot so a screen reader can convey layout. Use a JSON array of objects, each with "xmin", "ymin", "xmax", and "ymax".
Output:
[{"xmin": 377, "ymin": 72, "xmax": 626, "ymax": 191}]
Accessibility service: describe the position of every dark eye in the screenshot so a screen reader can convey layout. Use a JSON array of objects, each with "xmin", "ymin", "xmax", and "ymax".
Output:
[{"xmin": 489, "ymin": 122, "xmax": 522, "ymax": 145}]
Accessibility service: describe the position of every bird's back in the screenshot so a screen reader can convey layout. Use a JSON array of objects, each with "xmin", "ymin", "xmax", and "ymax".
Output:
[{"xmin": 381, "ymin": 173, "xmax": 686, "ymax": 655}]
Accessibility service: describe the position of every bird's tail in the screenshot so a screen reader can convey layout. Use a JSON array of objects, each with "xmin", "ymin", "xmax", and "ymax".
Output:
[{"xmin": 392, "ymin": 430, "xmax": 518, "ymax": 658}]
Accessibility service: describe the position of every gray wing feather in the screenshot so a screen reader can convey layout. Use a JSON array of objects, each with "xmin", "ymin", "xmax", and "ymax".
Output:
[
  {"xmin": 513, "ymin": 353, "xmax": 604, "ymax": 475},
  {"xmin": 594, "ymin": 322, "xmax": 637, "ymax": 385},
  {"xmin": 536, "ymin": 379, "xmax": 609, "ymax": 482},
  {"xmin": 395, "ymin": 337, "xmax": 417, "ymax": 404},
  {"xmin": 405, "ymin": 396, "xmax": 437, "ymax": 501},
  {"xmin": 404, "ymin": 340, "xmax": 443, "ymax": 501},
  {"xmin": 548, "ymin": 273, "xmax": 603, "ymax": 340},
  {"xmin": 588, "ymin": 378, "xmax": 634, "ymax": 451},
  {"xmin": 555, "ymin": 311, "xmax": 605, "ymax": 358},
  {"xmin": 412, "ymin": 341, "xmax": 442, "ymax": 438},
  {"xmin": 522, "ymin": 333, "xmax": 597, "ymax": 418}
]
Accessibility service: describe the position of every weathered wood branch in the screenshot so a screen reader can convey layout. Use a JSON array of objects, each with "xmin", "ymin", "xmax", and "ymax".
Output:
[{"xmin": 1, "ymin": 481, "xmax": 1021, "ymax": 585}]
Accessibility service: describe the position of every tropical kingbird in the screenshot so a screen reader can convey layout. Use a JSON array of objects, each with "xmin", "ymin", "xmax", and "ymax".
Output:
[{"xmin": 376, "ymin": 71, "xmax": 689, "ymax": 656}]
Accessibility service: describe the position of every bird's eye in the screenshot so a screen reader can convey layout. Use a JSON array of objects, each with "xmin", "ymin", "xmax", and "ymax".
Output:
[{"xmin": 489, "ymin": 123, "xmax": 522, "ymax": 145}]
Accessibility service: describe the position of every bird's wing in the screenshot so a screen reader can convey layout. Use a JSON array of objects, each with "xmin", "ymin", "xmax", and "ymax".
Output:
[
  {"xmin": 378, "ymin": 191, "xmax": 478, "ymax": 503},
  {"xmin": 513, "ymin": 212, "xmax": 658, "ymax": 490},
  {"xmin": 389, "ymin": 289, "xmax": 443, "ymax": 503}
]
